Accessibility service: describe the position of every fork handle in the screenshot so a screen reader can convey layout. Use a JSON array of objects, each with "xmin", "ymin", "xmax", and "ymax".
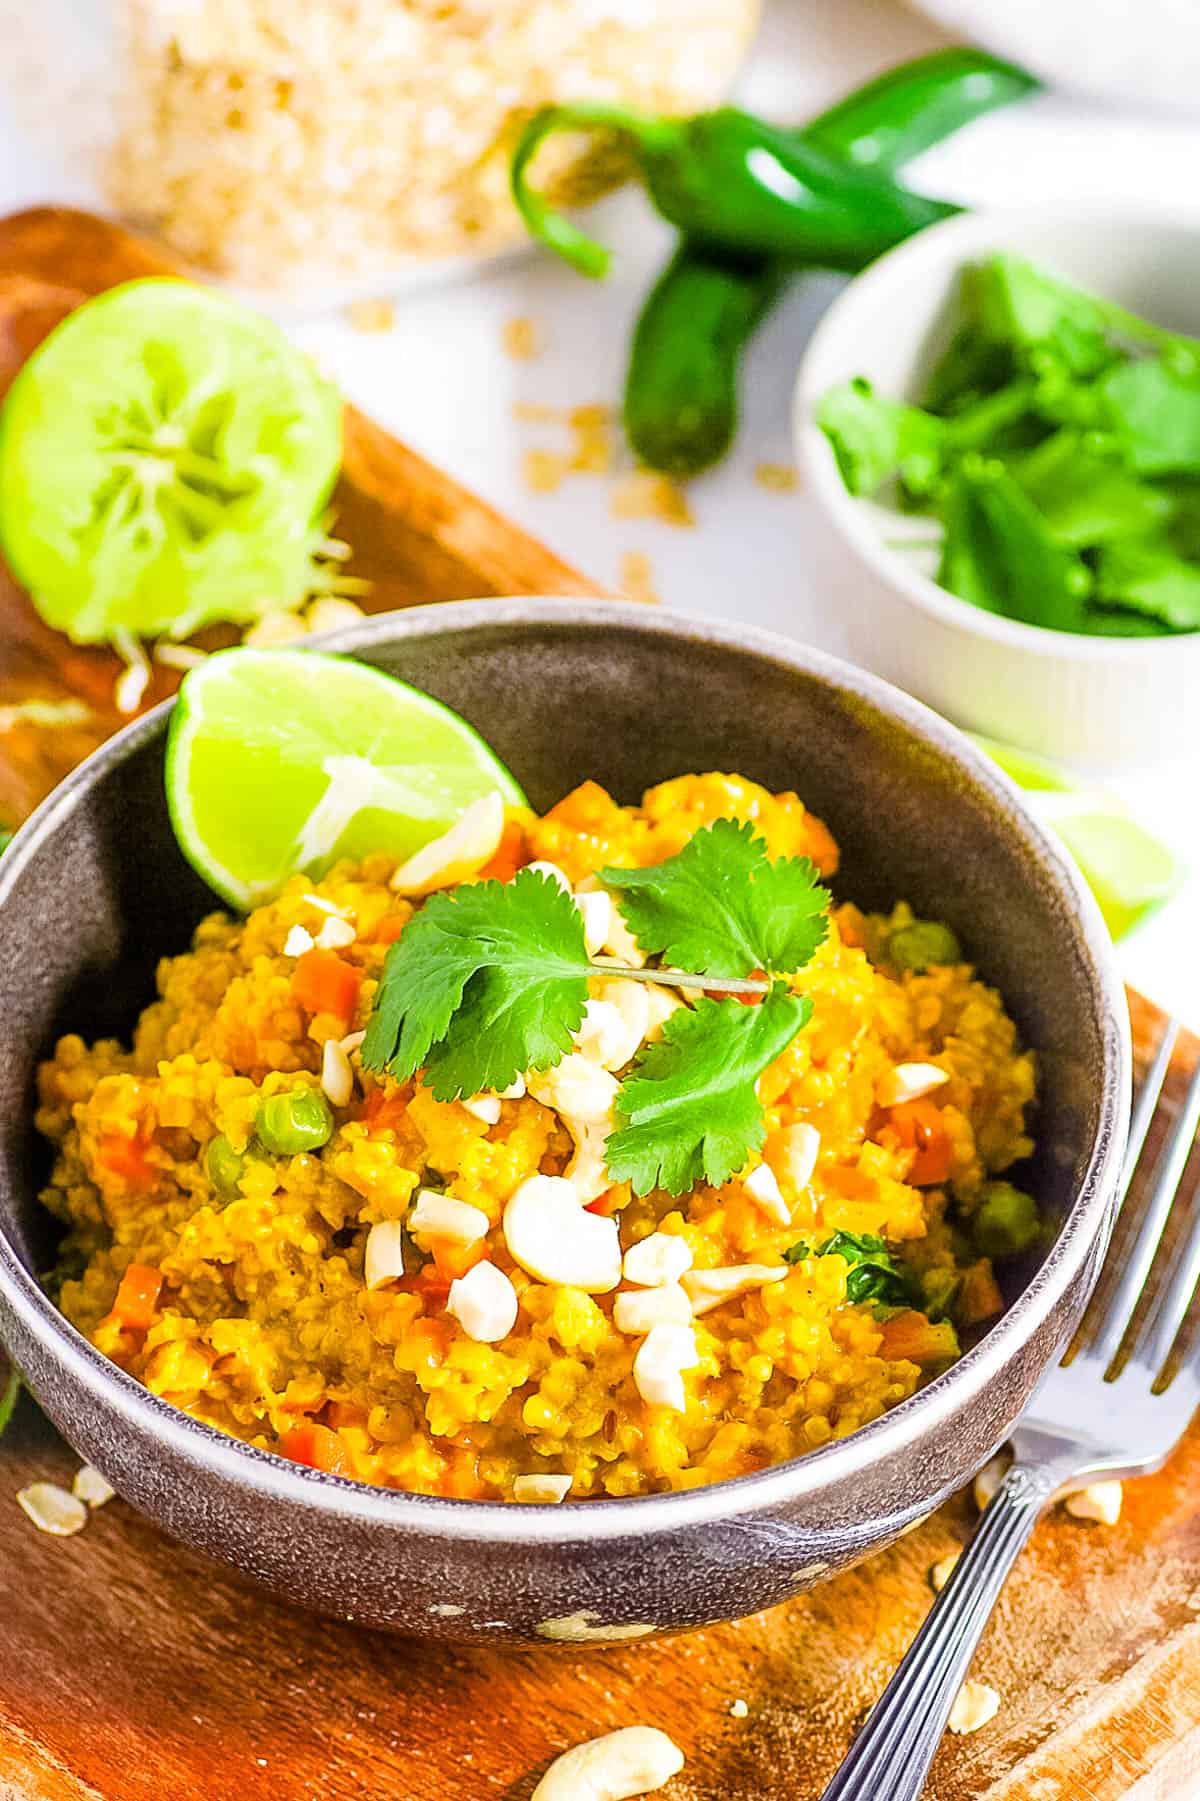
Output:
[{"xmin": 818, "ymin": 1464, "xmax": 1058, "ymax": 1801}]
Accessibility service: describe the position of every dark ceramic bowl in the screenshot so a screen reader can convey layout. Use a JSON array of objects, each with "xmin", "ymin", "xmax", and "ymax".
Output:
[{"xmin": 0, "ymin": 601, "xmax": 1129, "ymax": 1644}]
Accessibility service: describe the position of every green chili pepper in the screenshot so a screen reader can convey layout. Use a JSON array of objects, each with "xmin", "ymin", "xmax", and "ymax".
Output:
[
  {"xmin": 620, "ymin": 51, "xmax": 1040, "ymax": 476},
  {"xmin": 512, "ymin": 101, "xmax": 959, "ymax": 281},
  {"xmin": 255, "ymin": 1088, "xmax": 335, "ymax": 1156}
]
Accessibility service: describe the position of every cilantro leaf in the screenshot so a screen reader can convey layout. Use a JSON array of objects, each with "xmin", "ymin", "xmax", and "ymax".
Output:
[
  {"xmin": 938, "ymin": 460, "xmax": 1092, "ymax": 632},
  {"xmin": 816, "ymin": 377, "xmax": 944, "ymax": 498},
  {"xmin": 1099, "ymin": 357, "xmax": 1200, "ymax": 477},
  {"xmin": 1094, "ymin": 537, "xmax": 1200, "ymax": 631},
  {"xmin": 361, "ymin": 868, "xmax": 591, "ymax": 1101},
  {"xmin": 783, "ymin": 1229, "xmax": 921, "ymax": 1308},
  {"xmin": 606, "ymin": 985, "xmax": 811, "ymax": 1196},
  {"xmin": 600, "ymin": 819, "xmax": 829, "ymax": 980}
]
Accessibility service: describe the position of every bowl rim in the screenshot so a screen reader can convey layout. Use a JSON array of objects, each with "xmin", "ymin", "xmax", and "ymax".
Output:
[
  {"xmin": 0, "ymin": 597, "xmax": 1132, "ymax": 1543},
  {"xmin": 793, "ymin": 206, "xmax": 1200, "ymax": 666}
]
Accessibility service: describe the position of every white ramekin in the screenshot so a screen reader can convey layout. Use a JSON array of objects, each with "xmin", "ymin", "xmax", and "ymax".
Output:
[{"xmin": 794, "ymin": 209, "xmax": 1200, "ymax": 768}]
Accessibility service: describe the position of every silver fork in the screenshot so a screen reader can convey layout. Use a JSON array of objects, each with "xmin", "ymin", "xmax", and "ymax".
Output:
[{"xmin": 820, "ymin": 1020, "xmax": 1200, "ymax": 1801}]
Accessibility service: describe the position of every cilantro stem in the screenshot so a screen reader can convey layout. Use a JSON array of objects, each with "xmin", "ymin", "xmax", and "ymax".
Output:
[{"xmin": 587, "ymin": 957, "xmax": 770, "ymax": 996}]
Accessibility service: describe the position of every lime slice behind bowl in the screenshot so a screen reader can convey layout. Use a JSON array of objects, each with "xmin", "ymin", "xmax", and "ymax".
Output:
[
  {"xmin": 0, "ymin": 279, "xmax": 343, "ymax": 643},
  {"xmin": 973, "ymin": 734, "xmax": 1184, "ymax": 939},
  {"xmin": 166, "ymin": 648, "xmax": 527, "ymax": 909}
]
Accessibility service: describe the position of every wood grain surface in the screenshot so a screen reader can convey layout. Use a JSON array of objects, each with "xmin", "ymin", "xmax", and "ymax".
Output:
[{"xmin": 1, "ymin": 208, "xmax": 1199, "ymax": 1801}]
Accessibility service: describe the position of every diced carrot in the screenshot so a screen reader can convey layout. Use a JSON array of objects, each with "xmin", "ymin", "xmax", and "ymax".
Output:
[
  {"xmin": 543, "ymin": 779, "xmax": 618, "ymax": 830},
  {"xmin": 891, "ymin": 1098, "xmax": 954, "ymax": 1186},
  {"xmin": 373, "ymin": 914, "xmax": 407, "ymax": 946},
  {"xmin": 586, "ymin": 1185, "xmax": 625, "ymax": 1216},
  {"xmin": 731, "ymin": 968, "xmax": 766, "ymax": 1007},
  {"xmin": 880, "ymin": 1310, "xmax": 959, "ymax": 1365},
  {"xmin": 99, "ymin": 1131, "xmax": 156, "ymax": 1188},
  {"xmin": 291, "ymin": 948, "xmax": 362, "ymax": 1023},
  {"xmin": 477, "ymin": 816, "xmax": 526, "ymax": 884},
  {"xmin": 280, "ymin": 1422, "xmax": 349, "ymax": 1476},
  {"xmin": 958, "ymin": 1258, "xmax": 1004, "ymax": 1327},
  {"xmin": 325, "ymin": 1400, "xmax": 370, "ymax": 1429},
  {"xmin": 360, "ymin": 1084, "xmax": 407, "ymax": 1132},
  {"xmin": 112, "ymin": 1263, "xmax": 164, "ymax": 1331},
  {"xmin": 430, "ymin": 1238, "xmax": 485, "ymax": 1282}
]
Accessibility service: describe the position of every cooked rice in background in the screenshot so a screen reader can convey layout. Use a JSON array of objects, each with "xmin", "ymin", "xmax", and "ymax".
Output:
[
  {"xmin": 109, "ymin": 0, "xmax": 762, "ymax": 287},
  {"xmin": 38, "ymin": 774, "xmax": 1035, "ymax": 1503}
]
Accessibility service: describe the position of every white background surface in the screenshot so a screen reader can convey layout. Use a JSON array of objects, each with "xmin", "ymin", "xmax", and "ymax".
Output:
[{"xmin": 0, "ymin": 0, "xmax": 1196, "ymax": 1019}]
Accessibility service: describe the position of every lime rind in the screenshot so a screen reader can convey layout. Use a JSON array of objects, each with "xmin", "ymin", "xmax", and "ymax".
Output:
[
  {"xmin": 972, "ymin": 732, "xmax": 1184, "ymax": 939},
  {"xmin": 166, "ymin": 648, "xmax": 525, "ymax": 910}
]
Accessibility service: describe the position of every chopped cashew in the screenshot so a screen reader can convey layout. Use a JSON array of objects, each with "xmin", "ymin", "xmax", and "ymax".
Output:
[
  {"xmin": 340, "ymin": 1029, "xmax": 367, "ymax": 1054},
  {"xmin": 973, "ymin": 1451, "xmax": 1010, "ymax": 1512},
  {"xmin": 565, "ymin": 1120, "xmax": 613, "ymax": 1205},
  {"xmin": 765, "ymin": 1122, "xmax": 821, "ymax": 1196},
  {"xmin": 601, "ymin": 908, "xmax": 646, "ymax": 969},
  {"xmin": 531, "ymin": 1726, "xmax": 684, "ymax": 1801},
  {"xmin": 577, "ymin": 890, "xmax": 614, "ymax": 955},
  {"xmin": 729, "ymin": 1698, "xmax": 749, "ymax": 1720},
  {"xmin": 364, "ymin": 1219, "xmax": 407, "ymax": 1289},
  {"xmin": 315, "ymin": 914, "xmax": 356, "ymax": 951},
  {"xmin": 876, "ymin": 1062, "xmax": 949, "ymax": 1108},
  {"xmin": 447, "ymin": 1260, "xmax": 518, "ymax": 1342},
  {"xmin": 682, "ymin": 1264, "xmax": 788, "ymax": 1316},
  {"xmin": 743, "ymin": 1162, "xmax": 791, "ymax": 1226},
  {"xmin": 575, "ymin": 992, "xmax": 647, "ymax": 1072},
  {"xmin": 408, "ymin": 1190, "xmax": 489, "ymax": 1246},
  {"xmin": 321, "ymin": 1038, "xmax": 355, "ymax": 1108},
  {"xmin": 498, "ymin": 1075, "xmax": 526, "ymax": 1100},
  {"xmin": 390, "ymin": 792, "xmax": 505, "ymax": 895},
  {"xmin": 642, "ymin": 983, "xmax": 683, "ymax": 1038},
  {"xmin": 929, "ymin": 1552, "xmax": 960, "ymax": 1593},
  {"xmin": 526, "ymin": 859, "xmax": 571, "ymax": 892},
  {"xmin": 1064, "ymin": 1480, "xmax": 1122, "ymax": 1525},
  {"xmin": 283, "ymin": 924, "xmax": 315, "ymax": 958},
  {"xmin": 528, "ymin": 1054, "xmax": 619, "ymax": 1124},
  {"xmin": 513, "ymin": 1473, "xmax": 572, "ymax": 1504},
  {"xmin": 17, "ymin": 1483, "xmax": 88, "ymax": 1537},
  {"xmin": 528, "ymin": 1056, "xmax": 621, "ymax": 1205},
  {"xmin": 462, "ymin": 1093, "xmax": 502, "ymax": 1125},
  {"xmin": 504, "ymin": 1175, "xmax": 621, "ymax": 1291},
  {"xmin": 633, "ymin": 1323, "xmax": 700, "ymax": 1412},
  {"xmin": 948, "ymin": 1680, "xmax": 1000, "ymax": 1736},
  {"xmin": 72, "ymin": 1465, "xmax": 116, "ymax": 1509},
  {"xmin": 613, "ymin": 1284, "xmax": 692, "ymax": 1336},
  {"xmin": 623, "ymin": 1233, "xmax": 693, "ymax": 1287}
]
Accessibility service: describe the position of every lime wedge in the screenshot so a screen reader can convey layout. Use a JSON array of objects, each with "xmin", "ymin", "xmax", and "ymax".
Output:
[
  {"xmin": 0, "ymin": 279, "xmax": 342, "ymax": 643},
  {"xmin": 972, "ymin": 734, "xmax": 1183, "ymax": 939},
  {"xmin": 166, "ymin": 648, "xmax": 526, "ymax": 908}
]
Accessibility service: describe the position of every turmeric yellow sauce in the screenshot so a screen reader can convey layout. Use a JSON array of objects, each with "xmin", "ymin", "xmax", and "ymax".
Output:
[{"xmin": 38, "ymin": 774, "xmax": 1034, "ymax": 1501}]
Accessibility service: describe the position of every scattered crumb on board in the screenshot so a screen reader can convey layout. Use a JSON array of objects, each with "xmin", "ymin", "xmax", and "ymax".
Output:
[
  {"xmin": 610, "ymin": 470, "xmax": 694, "ymax": 527},
  {"xmin": 502, "ymin": 317, "xmax": 541, "ymax": 360},
  {"xmin": 345, "ymin": 298, "xmax": 396, "ymax": 334},
  {"xmin": 619, "ymin": 551, "xmax": 662, "ymax": 606},
  {"xmin": 754, "ymin": 461, "xmax": 798, "ymax": 493}
]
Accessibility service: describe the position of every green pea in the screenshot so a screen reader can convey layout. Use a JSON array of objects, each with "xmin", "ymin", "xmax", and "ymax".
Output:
[
  {"xmin": 206, "ymin": 1134, "xmax": 246, "ymax": 1197},
  {"xmin": 255, "ymin": 1088, "xmax": 335, "ymax": 1155},
  {"xmin": 888, "ymin": 920, "xmax": 963, "ymax": 972},
  {"xmin": 972, "ymin": 1181, "xmax": 1042, "ymax": 1260}
]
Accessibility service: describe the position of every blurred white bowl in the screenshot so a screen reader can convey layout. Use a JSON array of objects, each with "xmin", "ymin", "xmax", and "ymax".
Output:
[
  {"xmin": 907, "ymin": 0, "xmax": 1200, "ymax": 114},
  {"xmin": 794, "ymin": 209, "xmax": 1200, "ymax": 767}
]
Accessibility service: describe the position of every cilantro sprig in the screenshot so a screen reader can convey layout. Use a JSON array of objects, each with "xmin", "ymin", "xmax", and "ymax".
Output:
[
  {"xmin": 783, "ymin": 1228, "xmax": 922, "ymax": 1310},
  {"xmin": 362, "ymin": 820, "xmax": 830, "ymax": 1194}
]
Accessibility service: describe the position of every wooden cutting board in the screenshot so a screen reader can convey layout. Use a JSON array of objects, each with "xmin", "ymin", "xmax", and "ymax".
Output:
[{"xmin": 1, "ymin": 207, "xmax": 1198, "ymax": 1801}]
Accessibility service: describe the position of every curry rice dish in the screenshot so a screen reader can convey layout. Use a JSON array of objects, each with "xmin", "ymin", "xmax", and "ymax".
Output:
[{"xmin": 37, "ymin": 773, "xmax": 1035, "ymax": 1503}]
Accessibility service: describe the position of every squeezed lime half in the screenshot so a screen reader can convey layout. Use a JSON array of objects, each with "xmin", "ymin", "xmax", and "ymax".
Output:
[
  {"xmin": 974, "ymin": 734, "xmax": 1183, "ymax": 939},
  {"xmin": 166, "ymin": 648, "xmax": 526, "ymax": 908},
  {"xmin": 0, "ymin": 279, "xmax": 342, "ymax": 643}
]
